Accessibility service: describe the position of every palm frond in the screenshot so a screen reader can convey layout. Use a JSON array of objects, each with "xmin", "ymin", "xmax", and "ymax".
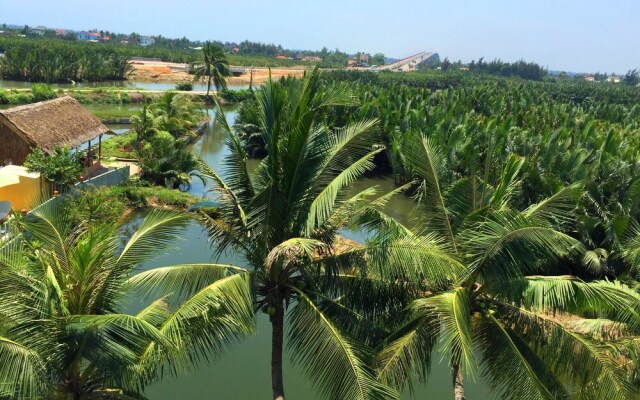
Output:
[
  {"xmin": 129, "ymin": 263, "xmax": 247, "ymax": 306},
  {"xmin": 489, "ymin": 154, "xmax": 525, "ymax": 210},
  {"xmin": 116, "ymin": 210, "xmax": 190, "ymax": 269},
  {"xmin": 474, "ymin": 311, "xmax": 569, "ymax": 400},
  {"xmin": 305, "ymin": 147, "xmax": 385, "ymax": 235},
  {"xmin": 0, "ymin": 337, "xmax": 45, "ymax": 400},
  {"xmin": 376, "ymin": 310, "xmax": 439, "ymax": 391},
  {"xmin": 496, "ymin": 302, "xmax": 637, "ymax": 400},
  {"xmin": 404, "ymin": 132, "xmax": 456, "ymax": 249},
  {"xmin": 135, "ymin": 273, "xmax": 253, "ymax": 380},
  {"xmin": 365, "ymin": 233, "xmax": 466, "ymax": 289},
  {"xmin": 415, "ymin": 288, "xmax": 476, "ymax": 378},
  {"xmin": 288, "ymin": 289, "xmax": 398, "ymax": 400},
  {"xmin": 523, "ymin": 182, "xmax": 583, "ymax": 226},
  {"xmin": 460, "ymin": 211, "xmax": 583, "ymax": 282}
]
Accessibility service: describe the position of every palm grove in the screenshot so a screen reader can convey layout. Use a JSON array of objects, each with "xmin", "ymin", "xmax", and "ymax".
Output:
[{"xmin": 2, "ymin": 66, "xmax": 640, "ymax": 400}]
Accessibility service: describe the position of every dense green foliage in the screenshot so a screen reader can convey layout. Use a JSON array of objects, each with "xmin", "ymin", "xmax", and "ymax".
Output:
[
  {"xmin": 3, "ymin": 62, "xmax": 640, "ymax": 399},
  {"xmin": 0, "ymin": 204, "xmax": 252, "ymax": 399},
  {"xmin": 24, "ymin": 146, "xmax": 84, "ymax": 187},
  {"xmin": 62, "ymin": 182, "xmax": 201, "ymax": 226},
  {"xmin": 175, "ymin": 82, "xmax": 193, "ymax": 91},
  {"xmin": 0, "ymin": 37, "xmax": 134, "ymax": 82},
  {"xmin": 128, "ymin": 93, "xmax": 206, "ymax": 189},
  {"xmin": 0, "ymin": 84, "xmax": 57, "ymax": 105},
  {"xmin": 0, "ymin": 36, "xmax": 343, "ymax": 84},
  {"xmin": 431, "ymin": 57, "xmax": 548, "ymax": 81},
  {"xmin": 219, "ymin": 88, "xmax": 254, "ymax": 103},
  {"xmin": 466, "ymin": 57, "xmax": 547, "ymax": 80},
  {"xmin": 224, "ymin": 70, "xmax": 640, "ymax": 398}
]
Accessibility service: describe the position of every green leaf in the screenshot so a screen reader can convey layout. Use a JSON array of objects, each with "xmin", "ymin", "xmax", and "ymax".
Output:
[{"xmin": 288, "ymin": 289, "xmax": 398, "ymax": 400}]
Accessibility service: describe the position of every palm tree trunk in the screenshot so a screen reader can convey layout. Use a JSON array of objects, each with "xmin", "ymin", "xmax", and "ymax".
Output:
[
  {"xmin": 207, "ymin": 76, "xmax": 212, "ymax": 97},
  {"xmin": 452, "ymin": 364, "xmax": 466, "ymax": 400},
  {"xmin": 271, "ymin": 300, "xmax": 285, "ymax": 400}
]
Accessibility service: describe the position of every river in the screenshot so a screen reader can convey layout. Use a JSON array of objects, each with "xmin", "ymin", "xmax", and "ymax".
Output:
[{"xmin": 124, "ymin": 106, "xmax": 496, "ymax": 399}]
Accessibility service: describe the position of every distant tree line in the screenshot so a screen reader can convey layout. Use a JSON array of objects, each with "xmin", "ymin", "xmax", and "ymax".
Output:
[
  {"xmin": 0, "ymin": 38, "xmax": 136, "ymax": 82},
  {"xmin": 466, "ymin": 57, "xmax": 547, "ymax": 80}
]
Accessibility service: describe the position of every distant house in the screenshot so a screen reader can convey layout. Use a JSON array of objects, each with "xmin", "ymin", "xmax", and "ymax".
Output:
[
  {"xmin": 0, "ymin": 96, "xmax": 111, "ymax": 166},
  {"xmin": 77, "ymin": 31, "xmax": 101, "ymax": 41},
  {"xmin": 53, "ymin": 29, "xmax": 68, "ymax": 36},
  {"xmin": 275, "ymin": 55, "xmax": 288, "ymax": 60},
  {"xmin": 347, "ymin": 59, "xmax": 357, "ymax": 67},
  {"xmin": 302, "ymin": 56, "xmax": 322, "ymax": 62},
  {"xmin": 30, "ymin": 25, "xmax": 47, "ymax": 35},
  {"xmin": 585, "ymin": 76, "xmax": 595, "ymax": 82},
  {"xmin": 139, "ymin": 36, "xmax": 155, "ymax": 46},
  {"xmin": 358, "ymin": 53, "xmax": 370, "ymax": 65},
  {"xmin": 232, "ymin": 47, "xmax": 240, "ymax": 53},
  {"xmin": 100, "ymin": 36, "xmax": 111, "ymax": 43},
  {"xmin": 607, "ymin": 75, "xmax": 621, "ymax": 83}
]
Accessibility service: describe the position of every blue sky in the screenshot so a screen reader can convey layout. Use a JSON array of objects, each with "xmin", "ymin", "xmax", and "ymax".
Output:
[{"xmin": 2, "ymin": 0, "xmax": 638, "ymax": 73}]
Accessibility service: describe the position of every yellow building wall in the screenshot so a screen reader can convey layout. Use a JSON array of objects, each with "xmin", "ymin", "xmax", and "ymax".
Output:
[{"xmin": 0, "ymin": 176, "xmax": 45, "ymax": 211}]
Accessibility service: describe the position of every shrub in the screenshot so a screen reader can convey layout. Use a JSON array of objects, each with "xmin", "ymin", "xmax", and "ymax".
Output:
[
  {"xmin": 7, "ymin": 92, "xmax": 34, "ymax": 104},
  {"xmin": 72, "ymin": 93, "xmax": 91, "ymax": 104},
  {"xmin": 0, "ymin": 89, "xmax": 7, "ymax": 104},
  {"xmin": 24, "ymin": 146, "xmax": 84, "ymax": 187},
  {"xmin": 101, "ymin": 131, "xmax": 137, "ymax": 159},
  {"xmin": 64, "ymin": 186, "xmax": 126, "ymax": 227},
  {"xmin": 219, "ymin": 89, "xmax": 253, "ymax": 103},
  {"xmin": 31, "ymin": 83, "xmax": 57, "ymax": 102},
  {"xmin": 175, "ymin": 82, "xmax": 193, "ymax": 91}
]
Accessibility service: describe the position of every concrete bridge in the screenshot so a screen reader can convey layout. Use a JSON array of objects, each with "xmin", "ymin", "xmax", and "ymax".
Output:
[{"xmin": 374, "ymin": 52, "xmax": 438, "ymax": 72}]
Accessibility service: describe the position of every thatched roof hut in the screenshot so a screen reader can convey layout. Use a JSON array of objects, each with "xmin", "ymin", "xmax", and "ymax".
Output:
[{"xmin": 0, "ymin": 96, "xmax": 111, "ymax": 165}]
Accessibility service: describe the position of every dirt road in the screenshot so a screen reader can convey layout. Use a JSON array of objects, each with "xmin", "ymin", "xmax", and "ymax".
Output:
[{"xmin": 129, "ymin": 61, "xmax": 306, "ymax": 85}]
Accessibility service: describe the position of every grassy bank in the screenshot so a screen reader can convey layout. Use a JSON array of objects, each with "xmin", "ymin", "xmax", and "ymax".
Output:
[
  {"xmin": 101, "ymin": 131, "xmax": 136, "ymax": 158},
  {"xmin": 64, "ymin": 181, "xmax": 204, "ymax": 227},
  {"xmin": 0, "ymin": 84, "xmax": 252, "ymax": 107}
]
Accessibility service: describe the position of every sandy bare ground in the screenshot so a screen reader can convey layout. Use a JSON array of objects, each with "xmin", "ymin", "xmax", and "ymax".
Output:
[{"xmin": 129, "ymin": 61, "xmax": 306, "ymax": 86}]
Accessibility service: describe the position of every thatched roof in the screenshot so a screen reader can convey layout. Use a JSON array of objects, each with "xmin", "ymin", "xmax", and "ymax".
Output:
[{"xmin": 0, "ymin": 96, "xmax": 111, "ymax": 154}]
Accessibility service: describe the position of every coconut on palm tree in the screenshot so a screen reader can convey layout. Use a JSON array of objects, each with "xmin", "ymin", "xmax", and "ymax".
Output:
[
  {"xmin": 0, "ymin": 204, "xmax": 253, "ymax": 399},
  {"xmin": 192, "ymin": 41, "xmax": 231, "ymax": 97}
]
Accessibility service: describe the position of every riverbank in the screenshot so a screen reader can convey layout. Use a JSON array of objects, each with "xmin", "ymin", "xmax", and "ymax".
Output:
[{"xmin": 0, "ymin": 85, "xmax": 253, "ymax": 108}]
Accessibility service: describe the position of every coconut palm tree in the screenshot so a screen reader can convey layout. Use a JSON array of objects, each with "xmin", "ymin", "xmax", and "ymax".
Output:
[
  {"xmin": 0, "ymin": 204, "xmax": 253, "ymax": 399},
  {"xmin": 373, "ymin": 134, "xmax": 640, "ymax": 400},
  {"xmin": 192, "ymin": 41, "xmax": 231, "ymax": 97},
  {"xmin": 131, "ymin": 67, "xmax": 417, "ymax": 400},
  {"xmin": 150, "ymin": 91, "xmax": 204, "ymax": 138}
]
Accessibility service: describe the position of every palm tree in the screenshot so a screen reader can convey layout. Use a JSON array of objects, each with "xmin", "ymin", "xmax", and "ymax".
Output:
[
  {"xmin": 134, "ymin": 67, "xmax": 400, "ymax": 400},
  {"xmin": 0, "ymin": 204, "xmax": 253, "ymax": 399},
  {"xmin": 373, "ymin": 134, "xmax": 640, "ymax": 399},
  {"xmin": 192, "ymin": 41, "xmax": 231, "ymax": 97},
  {"xmin": 150, "ymin": 91, "xmax": 204, "ymax": 138}
]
